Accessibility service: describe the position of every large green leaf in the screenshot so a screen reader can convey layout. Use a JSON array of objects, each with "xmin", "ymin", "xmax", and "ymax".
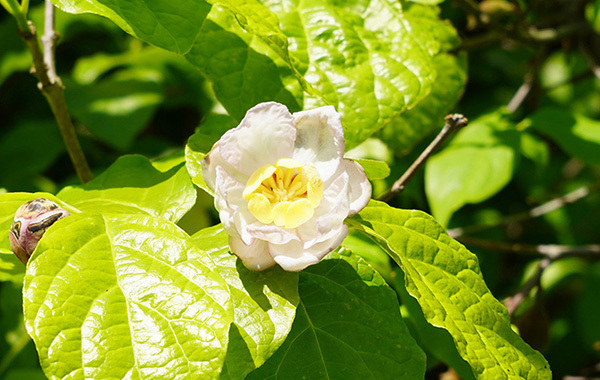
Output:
[
  {"xmin": 527, "ymin": 107, "xmax": 600, "ymax": 165},
  {"xmin": 192, "ymin": 225, "xmax": 298, "ymax": 380},
  {"xmin": 248, "ymin": 248, "xmax": 426, "ymax": 380},
  {"xmin": 58, "ymin": 155, "xmax": 196, "ymax": 222},
  {"xmin": 50, "ymin": 0, "xmax": 460, "ymax": 149},
  {"xmin": 348, "ymin": 201, "xmax": 552, "ymax": 380},
  {"xmin": 425, "ymin": 112, "xmax": 520, "ymax": 227},
  {"xmin": 23, "ymin": 213, "xmax": 233, "ymax": 379},
  {"xmin": 65, "ymin": 68, "xmax": 163, "ymax": 150}
]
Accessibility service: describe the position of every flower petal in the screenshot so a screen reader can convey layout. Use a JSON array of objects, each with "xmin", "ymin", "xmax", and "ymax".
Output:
[
  {"xmin": 219, "ymin": 102, "xmax": 296, "ymax": 177},
  {"xmin": 292, "ymin": 105, "xmax": 345, "ymax": 182},
  {"xmin": 246, "ymin": 223, "xmax": 300, "ymax": 245},
  {"xmin": 269, "ymin": 225, "xmax": 348, "ymax": 271},
  {"xmin": 229, "ymin": 235, "xmax": 276, "ymax": 271},
  {"xmin": 341, "ymin": 159, "xmax": 371, "ymax": 215}
]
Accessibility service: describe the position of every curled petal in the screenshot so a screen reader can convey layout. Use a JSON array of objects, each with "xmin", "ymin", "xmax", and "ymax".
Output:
[
  {"xmin": 246, "ymin": 223, "xmax": 300, "ymax": 245},
  {"xmin": 293, "ymin": 106, "xmax": 345, "ymax": 182},
  {"xmin": 218, "ymin": 102, "xmax": 296, "ymax": 177},
  {"xmin": 229, "ymin": 235, "xmax": 276, "ymax": 271},
  {"xmin": 269, "ymin": 225, "xmax": 348, "ymax": 272},
  {"xmin": 341, "ymin": 159, "xmax": 371, "ymax": 215}
]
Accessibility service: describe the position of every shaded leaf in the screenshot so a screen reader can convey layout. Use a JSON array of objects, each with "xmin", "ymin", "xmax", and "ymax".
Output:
[
  {"xmin": 528, "ymin": 107, "xmax": 600, "ymax": 165},
  {"xmin": 192, "ymin": 225, "xmax": 299, "ymax": 380},
  {"xmin": 58, "ymin": 155, "xmax": 196, "ymax": 223},
  {"xmin": 248, "ymin": 248, "xmax": 426, "ymax": 380},
  {"xmin": 23, "ymin": 213, "xmax": 233, "ymax": 379},
  {"xmin": 425, "ymin": 112, "xmax": 520, "ymax": 226},
  {"xmin": 348, "ymin": 201, "xmax": 552, "ymax": 379}
]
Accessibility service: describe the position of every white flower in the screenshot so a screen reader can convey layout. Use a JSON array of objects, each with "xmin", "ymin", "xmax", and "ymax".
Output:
[{"xmin": 202, "ymin": 102, "xmax": 371, "ymax": 271}]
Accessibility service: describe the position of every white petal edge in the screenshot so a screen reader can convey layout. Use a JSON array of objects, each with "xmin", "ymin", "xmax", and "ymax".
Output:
[
  {"xmin": 342, "ymin": 159, "xmax": 371, "ymax": 215},
  {"xmin": 269, "ymin": 225, "xmax": 349, "ymax": 271},
  {"xmin": 218, "ymin": 102, "xmax": 296, "ymax": 177},
  {"xmin": 292, "ymin": 105, "xmax": 345, "ymax": 182},
  {"xmin": 229, "ymin": 235, "xmax": 276, "ymax": 271}
]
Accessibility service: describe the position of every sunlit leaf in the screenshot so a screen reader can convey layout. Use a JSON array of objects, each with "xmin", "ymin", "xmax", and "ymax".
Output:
[
  {"xmin": 348, "ymin": 201, "xmax": 552, "ymax": 379},
  {"xmin": 23, "ymin": 213, "xmax": 233, "ymax": 379},
  {"xmin": 58, "ymin": 155, "xmax": 196, "ymax": 223},
  {"xmin": 192, "ymin": 225, "xmax": 298, "ymax": 380}
]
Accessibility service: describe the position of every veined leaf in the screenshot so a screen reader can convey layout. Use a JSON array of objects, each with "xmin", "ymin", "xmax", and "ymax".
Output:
[
  {"xmin": 248, "ymin": 248, "xmax": 426, "ymax": 380},
  {"xmin": 58, "ymin": 155, "xmax": 196, "ymax": 223},
  {"xmin": 425, "ymin": 112, "xmax": 520, "ymax": 227},
  {"xmin": 23, "ymin": 213, "xmax": 233, "ymax": 380},
  {"xmin": 50, "ymin": 0, "xmax": 461, "ymax": 149},
  {"xmin": 192, "ymin": 225, "xmax": 298, "ymax": 380},
  {"xmin": 348, "ymin": 201, "xmax": 552, "ymax": 380}
]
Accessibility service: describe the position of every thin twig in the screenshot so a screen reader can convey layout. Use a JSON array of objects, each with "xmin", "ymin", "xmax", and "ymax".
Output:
[
  {"xmin": 456, "ymin": 236, "xmax": 600, "ymax": 260},
  {"xmin": 379, "ymin": 114, "xmax": 468, "ymax": 202},
  {"xmin": 41, "ymin": 0, "xmax": 59, "ymax": 84},
  {"xmin": 448, "ymin": 184, "xmax": 599, "ymax": 238},
  {"xmin": 506, "ymin": 47, "xmax": 548, "ymax": 113},
  {"xmin": 504, "ymin": 257, "xmax": 551, "ymax": 316},
  {"xmin": 17, "ymin": 8, "xmax": 93, "ymax": 183}
]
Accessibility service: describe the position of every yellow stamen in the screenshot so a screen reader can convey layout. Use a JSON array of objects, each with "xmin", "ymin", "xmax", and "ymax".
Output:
[{"xmin": 244, "ymin": 158, "xmax": 324, "ymax": 228}]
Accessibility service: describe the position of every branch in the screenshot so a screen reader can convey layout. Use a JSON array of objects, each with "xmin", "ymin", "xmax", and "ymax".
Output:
[
  {"xmin": 379, "ymin": 114, "xmax": 468, "ymax": 202},
  {"xmin": 448, "ymin": 184, "xmax": 599, "ymax": 238},
  {"xmin": 456, "ymin": 236, "xmax": 600, "ymax": 260},
  {"xmin": 17, "ymin": 5, "xmax": 93, "ymax": 183},
  {"xmin": 41, "ymin": 0, "xmax": 59, "ymax": 84},
  {"xmin": 503, "ymin": 257, "xmax": 551, "ymax": 316}
]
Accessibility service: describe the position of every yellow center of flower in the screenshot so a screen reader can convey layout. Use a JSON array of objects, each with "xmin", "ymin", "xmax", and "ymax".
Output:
[{"xmin": 243, "ymin": 158, "xmax": 324, "ymax": 229}]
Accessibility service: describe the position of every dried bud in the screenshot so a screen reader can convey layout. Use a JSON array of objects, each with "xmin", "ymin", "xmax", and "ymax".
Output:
[{"xmin": 8, "ymin": 198, "xmax": 70, "ymax": 265}]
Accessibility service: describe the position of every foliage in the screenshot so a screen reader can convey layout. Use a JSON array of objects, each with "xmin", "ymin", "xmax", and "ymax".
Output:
[{"xmin": 1, "ymin": 0, "xmax": 600, "ymax": 379}]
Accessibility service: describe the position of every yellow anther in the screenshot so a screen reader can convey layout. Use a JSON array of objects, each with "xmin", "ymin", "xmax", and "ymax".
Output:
[{"xmin": 244, "ymin": 158, "xmax": 324, "ymax": 228}]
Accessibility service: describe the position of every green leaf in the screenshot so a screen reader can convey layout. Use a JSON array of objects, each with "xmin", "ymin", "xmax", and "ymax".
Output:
[
  {"xmin": 65, "ymin": 68, "xmax": 163, "ymax": 150},
  {"xmin": 58, "ymin": 155, "xmax": 196, "ymax": 223},
  {"xmin": 0, "ymin": 121, "xmax": 64, "ymax": 190},
  {"xmin": 378, "ymin": 52, "xmax": 467, "ymax": 154},
  {"xmin": 348, "ymin": 201, "xmax": 552, "ymax": 380},
  {"xmin": 0, "ymin": 192, "xmax": 76, "ymax": 283},
  {"xmin": 425, "ymin": 112, "xmax": 520, "ymax": 226},
  {"xmin": 527, "ymin": 108, "xmax": 600, "ymax": 165},
  {"xmin": 23, "ymin": 212, "xmax": 233, "ymax": 379},
  {"xmin": 248, "ymin": 248, "xmax": 426, "ymax": 380},
  {"xmin": 191, "ymin": 225, "xmax": 299, "ymax": 380},
  {"xmin": 353, "ymin": 158, "xmax": 391, "ymax": 181},
  {"xmin": 51, "ymin": 0, "xmax": 460, "ymax": 149}
]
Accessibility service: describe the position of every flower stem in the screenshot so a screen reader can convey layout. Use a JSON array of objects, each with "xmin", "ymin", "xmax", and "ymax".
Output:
[
  {"xmin": 16, "ymin": 3, "xmax": 93, "ymax": 183},
  {"xmin": 378, "ymin": 114, "xmax": 468, "ymax": 202}
]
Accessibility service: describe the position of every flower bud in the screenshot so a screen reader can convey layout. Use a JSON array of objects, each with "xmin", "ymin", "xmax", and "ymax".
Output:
[{"xmin": 8, "ymin": 198, "xmax": 70, "ymax": 265}]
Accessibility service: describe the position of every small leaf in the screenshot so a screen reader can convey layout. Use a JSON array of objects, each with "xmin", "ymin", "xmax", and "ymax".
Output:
[
  {"xmin": 248, "ymin": 248, "xmax": 426, "ymax": 380},
  {"xmin": 23, "ymin": 213, "xmax": 233, "ymax": 379},
  {"xmin": 58, "ymin": 155, "xmax": 196, "ymax": 222},
  {"xmin": 185, "ymin": 114, "xmax": 238, "ymax": 195},
  {"xmin": 349, "ymin": 201, "xmax": 552, "ymax": 380},
  {"xmin": 353, "ymin": 158, "xmax": 391, "ymax": 181},
  {"xmin": 527, "ymin": 107, "xmax": 600, "ymax": 165},
  {"xmin": 192, "ymin": 225, "xmax": 299, "ymax": 380},
  {"xmin": 425, "ymin": 112, "xmax": 520, "ymax": 226}
]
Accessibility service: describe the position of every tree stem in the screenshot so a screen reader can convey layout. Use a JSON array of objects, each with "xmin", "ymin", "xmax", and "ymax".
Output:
[
  {"xmin": 379, "ymin": 114, "xmax": 468, "ymax": 202},
  {"xmin": 17, "ymin": 7, "xmax": 93, "ymax": 183}
]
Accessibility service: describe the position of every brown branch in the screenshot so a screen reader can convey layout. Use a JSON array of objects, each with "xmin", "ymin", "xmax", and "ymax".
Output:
[
  {"xmin": 456, "ymin": 236, "xmax": 600, "ymax": 260},
  {"xmin": 41, "ymin": 0, "xmax": 59, "ymax": 84},
  {"xmin": 379, "ymin": 114, "xmax": 468, "ymax": 202},
  {"xmin": 448, "ymin": 184, "xmax": 599, "ymax": 238},
  {"xmin": 503, "ymin": 257, "xmax": 551, "ymax": 316},
  {"xmin": 18, "ymin": 10, "xmax": 93, "ymax": 183}
]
